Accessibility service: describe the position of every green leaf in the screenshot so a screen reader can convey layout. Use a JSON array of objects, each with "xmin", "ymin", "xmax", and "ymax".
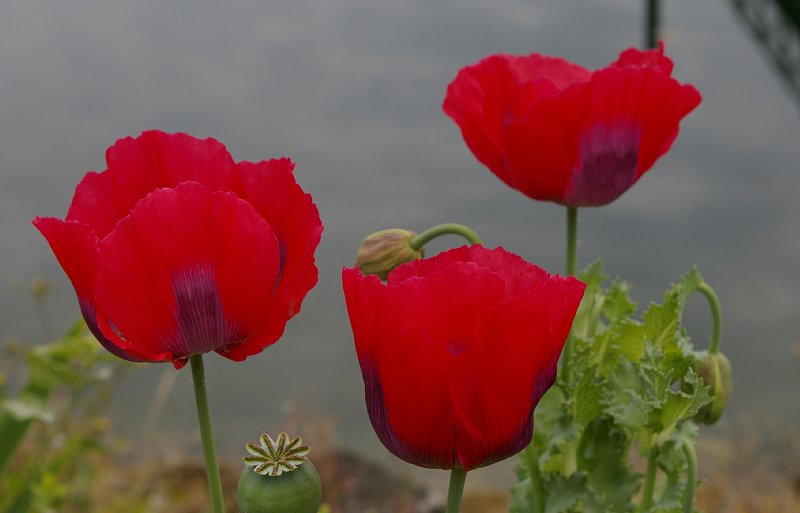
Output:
[{"xmin": 544, "ymin": 472, "xmax": 588, "ymax": 513}]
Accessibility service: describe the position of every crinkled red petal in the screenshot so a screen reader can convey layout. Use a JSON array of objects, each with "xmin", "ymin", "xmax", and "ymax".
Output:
[
  {"xmin": 611, "ymin": 41, "xmax": 674, "ymax": 75},
  {"xmin": 66, "ymin": 131, "xmax": 236, "ymax": 238},
  {"xmin": 233, "ymin": 159, "xmax": 322, "ymax": 319},
  {"xmin": 94, "ymin": 182, "xmax": 281, "ymax": 366},
  {"xmin": 505, "ymin": 66, "xmax": 700, "ymax": 206},
  {"xmin": 443, "ymin": 55, "xmax": 569, "ymax": 186},
  {"xmin": 452, "ymin": 275, "xmax": 585, "ymax": 470}
]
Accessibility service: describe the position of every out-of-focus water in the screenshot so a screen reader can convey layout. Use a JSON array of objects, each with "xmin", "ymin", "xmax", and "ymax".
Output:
[{"xmin": 1, "ymin": 0, "xmax": 798, "ymax": 481}]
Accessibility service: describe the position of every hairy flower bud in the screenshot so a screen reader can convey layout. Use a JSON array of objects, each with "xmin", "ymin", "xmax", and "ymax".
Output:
[
  {"xmin": 694, "ymin": 352, "xmax": 732, "ymax": 425},
  {"xmin": 237, "ymin": 433, "xmax": 321, "ymax": 513},
  {"xmin": 354, "ymin": 229, "xmax": 424, "ymax": 280}
]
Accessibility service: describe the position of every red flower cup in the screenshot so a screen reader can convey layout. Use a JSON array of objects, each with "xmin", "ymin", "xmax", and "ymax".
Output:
[
  {"xmin": 34, "ymin": 131, "xmax": 322, "ymax": 368},
  {"xmin": 342, "ymin": 245, "xmax": 585, "ymax": 470},
  {"xmin": 443, "ymin": 43, "xmax": 701, "ymax": 207}
]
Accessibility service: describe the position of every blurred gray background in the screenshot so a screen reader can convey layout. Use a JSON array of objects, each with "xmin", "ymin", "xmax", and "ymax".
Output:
[{"xmin": 1, "ymin": 0, "xmax": 798, "ymax": 483}]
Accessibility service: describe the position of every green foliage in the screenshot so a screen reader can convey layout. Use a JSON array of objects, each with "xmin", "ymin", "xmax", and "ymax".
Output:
[
  {"xmin": 510, "ymin": 264, "xmax": 717, "ymax": 513},
  {"xmin": 0, "ymin": 320, "xmax": 130, "ymax": 513}
]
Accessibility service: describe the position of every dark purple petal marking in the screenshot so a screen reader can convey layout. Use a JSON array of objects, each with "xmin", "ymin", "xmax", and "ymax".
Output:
[
  {"xmin": 563, "ymin": 123, "xmax": 641, "ymax": 207},
  {"xmin": 78, "ymin": 298, "xmax": 145, "ymax": 362},
  {"xmin": 361, "ymin": 363, "xmax": 452, "ymax": 469},
  {"xmin": 164, "ymin": 265, "xmax": 239, "ymax": 356}
]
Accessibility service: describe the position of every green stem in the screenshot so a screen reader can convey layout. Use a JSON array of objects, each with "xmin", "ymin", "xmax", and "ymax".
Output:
[
  {"xmin": 409, "ymin": 223, "xmax": 482, "ymax": 250},
  {"xmin": 566, "ymin": 207, "xmax": 578, "ymax": 276},
  {"xmin": 190, "ymin": 354, "xmax": 225, "ymax": 513},
  {"xmin": 696, "ymin": 282, "xmax": 723, "ymax": 354},
  {"xmin": 645, "ymin": 0, "xmax": 660, "ymax": 49},
  {"xmin": 524, "ymin": 444, "xmax": 545, "ymax": 513},
  {"xmin": 682, "ymin": 437, "xmax": 697, "ymax": 513},
  {"xmin": 560, "ymin": 207, "xmax": 579, "ymax": 378},
  {"xmin": 638, "ymin": 449, "xmax": 658, "ymax": 512},
  {"xmin": 445, "ymin": 467, "xmax": 468, "ymax": 513}
]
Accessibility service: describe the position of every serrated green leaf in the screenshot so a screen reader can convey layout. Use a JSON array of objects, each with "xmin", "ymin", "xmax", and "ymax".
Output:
[
  {"xmin": 576, "ymin": 418, "xmax": 639, "ymax": 512},
  {"xmin": 655, "ymin": 370, "xmax": 712, "ymax": 436},
  {"xmin": 544, "ymin": 472, "xmax": 588, "ymax": 513}
]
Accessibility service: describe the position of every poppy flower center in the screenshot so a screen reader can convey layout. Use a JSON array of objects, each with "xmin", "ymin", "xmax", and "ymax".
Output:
[
  {"xmin": 169, "ymin": 265, "xmax": 239, "ymax": 355},
  {"xmin": 563, "ymin": 123, "xmax": 641, "ymax": 207}
]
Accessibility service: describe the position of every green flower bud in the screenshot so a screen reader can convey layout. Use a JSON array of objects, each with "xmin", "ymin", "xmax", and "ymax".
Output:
[
  {"xmin": 694, "ymin": 352, "xmax": 732, "ymax": 425},
  {"xmin": 354, "ymin": 229, "xmax": 424, "ymax": 280},
  {"xmin": 237, "ymin": 432, "xmax": 321, "ymax": 513}
]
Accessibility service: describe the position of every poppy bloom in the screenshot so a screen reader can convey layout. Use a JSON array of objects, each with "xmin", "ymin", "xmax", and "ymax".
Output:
[
  {"xmin": 34, "ymin": 131, "xmax": 322, "ymax": 368},
  {"xmin": 342, "ymin": 245, "xmax": 585, "ymax": 470},
  {"xmin": 443, "ymin": 43, "xmax": 702, "ymax": 207}
]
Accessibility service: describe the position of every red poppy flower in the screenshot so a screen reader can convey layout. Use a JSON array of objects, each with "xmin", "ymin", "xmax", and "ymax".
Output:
[
  {"xmin": 342, "ymin": 245, "xmax": 585, "ymax": 470},
  {"xmin": 443, "ymin": 43, "xmax": 702, "ymax": 207},
  {"xmin": 34, "ymin": 131, "xmax": 322, "ymax": 368}
]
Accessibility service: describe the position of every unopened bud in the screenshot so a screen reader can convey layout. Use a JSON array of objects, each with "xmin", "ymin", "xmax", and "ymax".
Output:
[
  {"xmin": 355, "ymin": 229, "xmax": 424, "ymax": 280},
  {"xmin": 694, "ymin": 352, "xmax": 732, "ymax": 425}
]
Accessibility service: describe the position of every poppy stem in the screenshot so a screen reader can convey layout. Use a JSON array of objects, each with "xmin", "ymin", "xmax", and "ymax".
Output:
[
  {"xmin": 445, "ymin": 467, "xmax": 467, "ymax": 513},
  {"xmin": 523, "ymin": 444, "xmax": 545, "ymax": 513},
  {"xmin": 560, "ymin": 206, "xmax": 579, "ymax": 378},
  {"xmin": 409, "ymin": 223, "xmax": 482, "ymax": 251},
  {"xmin": 190, "ymin": 354, "xmax": 225, "ymax": 513},
  {"xmin": 638, "ymin": 448, "xmax": 658, "ymax": 512},
  {"xmin": 696, "ymin": 282, "xmax": 723, "ymax": 354},
  {"xmin": 566, "ymin": 207, "xmax": 578, "ymax": 276},
  {"xmin": 681, "ymin": 436, "xmax": 697, "ymax": 513}
]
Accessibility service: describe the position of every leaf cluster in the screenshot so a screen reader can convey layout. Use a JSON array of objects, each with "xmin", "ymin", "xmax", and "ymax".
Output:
[
  {"xmin": 511, "ymin": 263, "xmax": 713, "ymax": 513},
  {"xmin": 0, "ymin": 321, "xmax": 131, "ymax": 513}
]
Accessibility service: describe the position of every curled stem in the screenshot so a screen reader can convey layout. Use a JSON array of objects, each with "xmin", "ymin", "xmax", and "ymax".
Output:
[
  {"xmin": 682, "ymin": 437, "xmax": 698, "ymax": 513},
  {"xmin": 409, "ymin": 223, "xmax": 482, "ymax": 250},
  {"xmin": 190, "ymin": 354, "xmax": 225, "ymax": 513},
  {"xmin": 445, "ymin": 467, "xmax": 468, "ymax": 513}
]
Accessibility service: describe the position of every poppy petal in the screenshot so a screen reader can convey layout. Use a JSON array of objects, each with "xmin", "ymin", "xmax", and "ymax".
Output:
[
  {"xmin": 450, "ymin": 275, "xmax": 584, "ymax": 470},
  {"xmin": 234, "ymin": 159, "xmax": 322, "ymax": 318},
  {"xmin": 95, "ymin": 181, "xmax": 280, "ymax": 366},
  {"xmin": 32, "ymin": 217, "xmax": 146, "ymax": 361},
  {"xmin": 443, "ymin": 55, "xmax": 567, "ymax": 186},
  {"xmin": 611, "ymin": 41, "xmax": 674, "ymax": 75},
  {"xmin": 66, "ymin": 131, "xmax": 236, "ymax": 238}
]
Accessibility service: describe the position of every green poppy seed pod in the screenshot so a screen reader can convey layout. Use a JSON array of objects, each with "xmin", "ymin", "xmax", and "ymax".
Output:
[
  {"xmin": 694, "ymin": 352, "xmax": 732, "ymax": 425},
  {"xmin": 237, "ymin": 432, "xmax": 321, "ymax": 513},
  {"xmin": 354, "ymin": 229, "xmax": 424, "ymax": 280}
]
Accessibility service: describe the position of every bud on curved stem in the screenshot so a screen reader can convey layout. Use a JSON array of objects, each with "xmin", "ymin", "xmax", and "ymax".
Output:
[
  {"xmin": 694, "ymin": 352, "xmax": 733, "ymax": 425},
  {"xmin": 355, "ymin": 229, "xmax": 424, "ymax": 280},
  {"xmin": 684, "ymin": 279, "xmax": 731, "ymax": 424},
  {"xmin": 354, "ymin": 224, "xmax": 482, "ymax": 280}
]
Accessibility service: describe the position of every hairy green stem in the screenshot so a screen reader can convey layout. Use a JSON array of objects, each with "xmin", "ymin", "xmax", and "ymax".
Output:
[
  {"xmin": 638, "ymin": 449, "xmax": 658, "ymax": 512},
  {"xmin": 409, "ymin": 223, "xmax": 482, "ymax": 250},
  {"xmin": 682, "ymin": 437, "xmax": 697, "ymax": 513},
  {"xmin": 190, "ymin": 354, "xmax": 225, "ymax": 513},
  {"xmin": 696, "ymin": 282, "xmax": 723, "ymax": 354},
  {"xmin": 445, "ymin": 467, "xmax": 468, "ymax": 513},
  {"xmin": 524, "ymin": 444, "xmax": 545, "ymax": 513}
]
